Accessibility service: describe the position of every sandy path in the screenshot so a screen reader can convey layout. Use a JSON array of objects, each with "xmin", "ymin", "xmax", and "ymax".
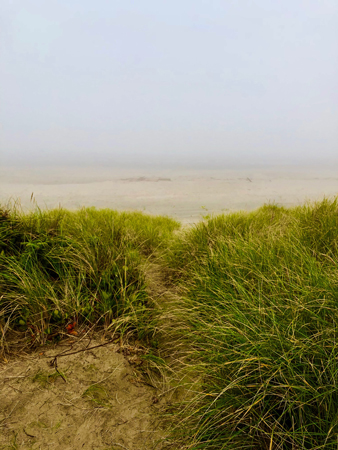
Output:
[
  {"xmin": 0, "ymin": 258, "xmax": 195, "ymax": 450},
  {"xmin": 1, "ymin": 166, "xmax": 338, "ymax": 223},
  {"xmin": 0, "ymin": 337, "xmax": 166, "ymax": 450}
]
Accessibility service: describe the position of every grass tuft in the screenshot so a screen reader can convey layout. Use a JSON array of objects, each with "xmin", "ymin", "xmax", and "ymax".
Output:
[
  {"xmin": 166, "ymin": 198, "xmax": 338, "ymax": 449},
  {"xmin": 0, "ymin": 205, "xmax": 179, "ymax": 352}
]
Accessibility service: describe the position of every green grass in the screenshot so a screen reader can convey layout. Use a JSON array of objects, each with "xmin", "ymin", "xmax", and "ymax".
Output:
[
  {"xmin": 0, "ymin": 205, "xmax": 179, "ymax": 349},
  {"xmin": 166, "ymin": 199, "xmax": 338, "ymax": 449},
  {"xmin": 2, "ymin": 199, "xmax": 338, "ymax": 449},
  {"xmin": 82, "ymin": 383, "xmax": 111, "ymax": 408},
  {"xmin": 32, "ymin": 369, "xmax": 67, "ymax": 387}
]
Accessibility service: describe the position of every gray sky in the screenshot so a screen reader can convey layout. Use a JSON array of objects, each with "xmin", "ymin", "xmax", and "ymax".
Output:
[{"xmin": 1, "ymin": 0, "xmax": 337, "ymax": 168}]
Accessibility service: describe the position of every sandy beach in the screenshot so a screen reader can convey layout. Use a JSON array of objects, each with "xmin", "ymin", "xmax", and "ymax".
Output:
[{"xmin": 1, "ymin": 165, "xmax": 338, "ymax": 223}]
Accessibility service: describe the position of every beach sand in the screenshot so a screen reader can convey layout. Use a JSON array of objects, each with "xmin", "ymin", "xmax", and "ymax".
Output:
[{"xmin": 1, "ymin": 165, "xmax": 338, "ymax": 223}]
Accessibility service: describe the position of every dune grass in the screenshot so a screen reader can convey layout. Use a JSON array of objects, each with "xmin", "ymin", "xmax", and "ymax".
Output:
[
  {"xmin": 2, "ymin": 198, "xmax": 338, "ymax": 449},
  {"xmin": 167, "ymin": 199, "xmax": 338, "ymax": 449},
  {"xmin": 0, "ymin": 205, "xmax": 179, "ymax": 351}
]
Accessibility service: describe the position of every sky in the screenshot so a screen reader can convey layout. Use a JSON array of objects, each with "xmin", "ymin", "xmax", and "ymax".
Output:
[{"xmin": 1, "ymin": 0, "xmax": 337, "ymax": 169}]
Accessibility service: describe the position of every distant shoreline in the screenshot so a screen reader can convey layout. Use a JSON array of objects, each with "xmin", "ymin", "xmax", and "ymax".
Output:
[{"xmin": 1, "ymin": 165, "xmax": 338, "ymax": 223}]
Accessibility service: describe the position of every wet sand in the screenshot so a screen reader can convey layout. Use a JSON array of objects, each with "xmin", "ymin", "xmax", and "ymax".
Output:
[{"xmin": 1, "ymin": 165, "xmax": 338, "ymax": 223}]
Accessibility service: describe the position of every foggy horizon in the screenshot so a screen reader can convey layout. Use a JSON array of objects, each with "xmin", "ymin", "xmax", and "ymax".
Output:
[
  {"xmin": 1, "ymin": 0, "xmax": 337, "ymax": 170},
  {"xmin": 3, "ymin": 153, "xmax": 338, "ymax": 172}
]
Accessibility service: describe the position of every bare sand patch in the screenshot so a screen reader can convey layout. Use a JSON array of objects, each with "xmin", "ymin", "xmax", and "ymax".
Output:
[{"xmin": 0, "ymin": 338, "xmax": 166, "ymax": 450}]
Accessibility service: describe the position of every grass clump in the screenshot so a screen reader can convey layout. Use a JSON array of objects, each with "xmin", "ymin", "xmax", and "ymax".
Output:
[
  {"xmin": 0, "ymin": 205, "xmax": 179, "ymax": 352},
  {"xmin": 32, "ymin": 369, "xmax": 67, "ymax": 388},
  {"xmin": 82, "ymin": 383, "xmax": 111, "ymax": 408},
  {"xmin": 168, "ymin": 198, "xmax": 338, "ymax": 449}
]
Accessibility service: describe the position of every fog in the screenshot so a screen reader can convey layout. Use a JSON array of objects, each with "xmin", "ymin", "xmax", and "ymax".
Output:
[{"xmin": 1, "ymin": 0, "xmax": 337, "ymax": 169}]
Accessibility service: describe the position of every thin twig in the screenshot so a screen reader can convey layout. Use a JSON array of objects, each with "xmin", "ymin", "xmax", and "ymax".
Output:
[
  {"xmin": 48, "ymin": 336, "xmax": 120, "ymax": 383},
  {"xmin": 48, "ymin": 336, "xmax": 119, "ymax": 363},
  {"xmin": 48, "ymin": 357, "xmax": 67, "ymax": 383},
  {"xmin": 23, "ymin": 428, "xmax": 36, "ymax": 438},
  {"xmin": 7, "ymin": 384, "xmax": 23, "ymax": 394}
]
